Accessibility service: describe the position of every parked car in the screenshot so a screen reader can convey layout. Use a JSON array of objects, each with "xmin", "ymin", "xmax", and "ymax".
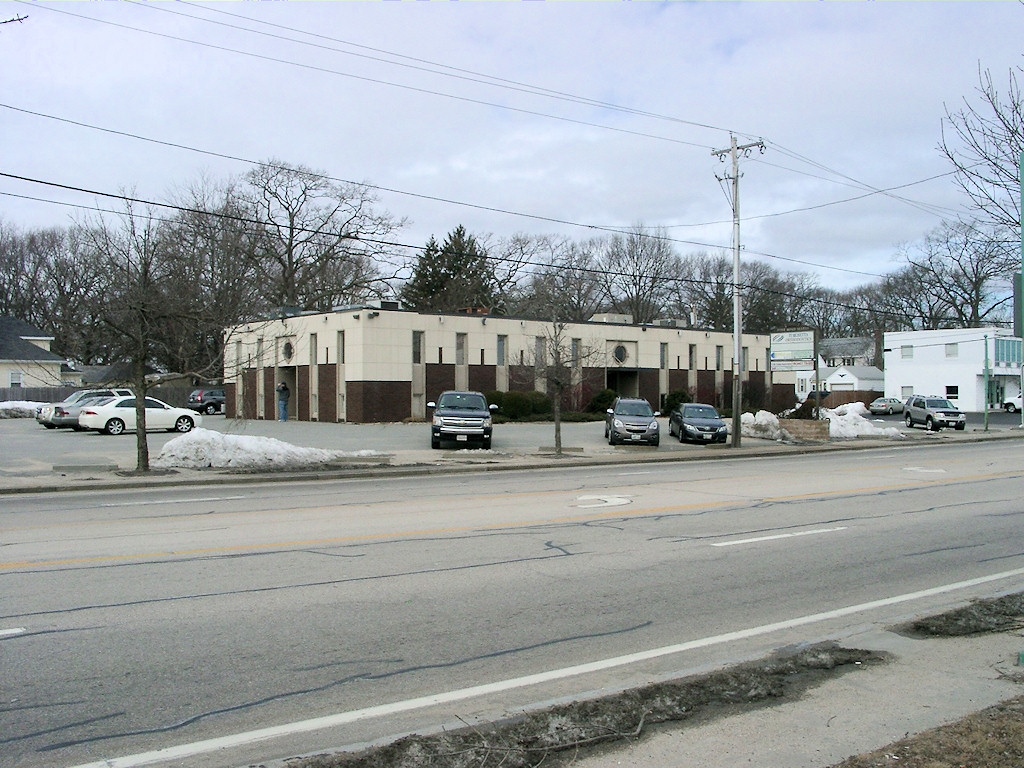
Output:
[
  {"xmin": 187, "ymin": 388, "xmax": 225, "ymax": 415},
  {"xmin": 1002, "ymin": 395, "xmax": 1023, "ymax": 414},
  {"xmin": 903, "ymin": 395, "xmax": 966, "ymax": 432},
  {"xmin": 427, "ymin": 390, "xmax": 497, "ymax": 449},
  {"xmin": 668, "ymin": 403, "xmax": 728, "ymax": 444},
  {"xmin": 868, "ymin": 397, "xmax": 904, "ymax": 415},
  {"xmin": 605, "ymin": 397, "xmax": 660, "ymax": 446},
  {"xmin": 78, "ymin": 395, "xmax": 202, "ymax": 435},
  {"xmin": 36, "ymin": 388, "xmax": 134, "ymax": 429}
]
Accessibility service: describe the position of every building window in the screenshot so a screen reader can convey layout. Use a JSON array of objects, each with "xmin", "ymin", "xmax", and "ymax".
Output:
[
  {"xmin": 660, "ymin": 343, "xmax": 668, "ymax": 370},
  {"xmin": 412, "ymin": 331, "xmax": 424, "ymax": 364},
  {"xmin": 901, "ymin": 385, "xmax": 914, "ymax": 399},
  {"xmin": 535, "ymin": 336, "xmax": 547, "ymax": 367},
  {"xmin": 901, "ymin": 345, "xmax": 913, "ymax": 359},
  {"xmin": 945, "ymin": 343, "xmax": 958, "ymax": 359},
  {"xmin": 456, "ymin": 333, "xmax": 467, "ymax": 365},
  {"xmin": 571, "ymin": 338, "xmax": 581, "ymax": 367},
  {"xmin": 9, "ymin": 371, "xmax": 22, "ymax": 388},
  {"xmin": 741, "ymin": 346, "xmax": 748, "ymax": 373},
  {"xmin": 497, "ymin": 335, "xmax": 507, "ymax": 366},
  {"xmin": 337, "ymin": 331, "xmax": 345, "ymax": 365},
  {"xmin": 688, "ymin": 344, "xmax": 697, "ymax": 370},
  {"xmin": 309, "ymin": 333, "xmax": 317, "ymax": 366},
  {"xmin": 946, "ymin": 386, "xmax": 959, "ymax": 400},
  {"xmin": 715, "ymin": 345, "xmax": 723, "ymax": 371},
  {"xmin": 438, "ymin": 346, "xmax": 444, "ymax": 364}
]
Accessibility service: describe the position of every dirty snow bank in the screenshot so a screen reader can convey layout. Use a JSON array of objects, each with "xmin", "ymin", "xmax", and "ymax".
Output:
[
  {"xmin": 0, "ymin": 400, "xmax": 45, "ymax": 419},
  {"xmin": 153, "ymin": 428, "xmax": 385, "ymax": 469},
  {"xmin": 741, "ymin": 402, "xmax": 904, "ymax": 441}
]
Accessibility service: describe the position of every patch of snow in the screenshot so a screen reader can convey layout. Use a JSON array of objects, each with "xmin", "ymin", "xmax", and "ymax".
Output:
[
  {"xmin": 153, "ymin": 428, "xmax": 385, "ymax": 469},
  {"xmin": 741, "ymin": 403, "xmax": 904, "ymax": 441},
  {"xmin": 0, "ymin": 400, "xmax": 45, "ymax": 419}
]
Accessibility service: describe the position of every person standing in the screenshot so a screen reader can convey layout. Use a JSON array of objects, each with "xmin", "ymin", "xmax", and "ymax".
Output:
[{"xmin": 276, "ymin": 381, "xmax": 290, "ymax": 421}]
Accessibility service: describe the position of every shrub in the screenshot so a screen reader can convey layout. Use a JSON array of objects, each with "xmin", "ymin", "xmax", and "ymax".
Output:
[
  {"xmin": 662, "ymin": 389, "xmax": 692, "ymax": 416},
  {"xmin": 587, "ymin": 389, "xmax": 617, "ymax": 414}
]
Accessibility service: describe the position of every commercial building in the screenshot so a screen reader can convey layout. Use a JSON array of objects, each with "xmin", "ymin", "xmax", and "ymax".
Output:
[
  {"xmin": 222, "ymin": 305, "xmax": 780, "ymax": 422},
  {"xmin": 883, "ymin": 328, "xmax": 1023, "ymax": 411}
]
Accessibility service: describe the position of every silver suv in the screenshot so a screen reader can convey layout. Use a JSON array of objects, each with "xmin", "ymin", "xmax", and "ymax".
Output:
[
  {"xmin": 605, "ymin": 397, "xmax": 660, "ymax": 446},
  {"xmin": 904, "ymin": 395, "xmax": 966, "ymax": 432}
]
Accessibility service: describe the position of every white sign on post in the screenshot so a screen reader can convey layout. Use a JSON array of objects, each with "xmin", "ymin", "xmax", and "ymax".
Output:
[{"xmin": 770, "ymin": 331, "xmax": 815, "ymax": 371}]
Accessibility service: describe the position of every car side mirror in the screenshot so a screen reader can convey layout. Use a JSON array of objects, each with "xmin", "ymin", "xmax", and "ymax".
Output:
[
  {"xmin": 654, "ymin": 411, "xmax": 661, "ymax": 417},
  {"xmin": 606, "ymin": 408, "xmax": 614, "ymax": 415},
  {"xmin": 426, "ymin": 402, "xmax": 436, "ymax": 409},
  {"xmin": 489, "ymin": 404, "xmax": 498, "ymax": 412}
]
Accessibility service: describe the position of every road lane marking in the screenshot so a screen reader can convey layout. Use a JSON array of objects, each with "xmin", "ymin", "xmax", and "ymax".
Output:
[
  {"xmin": 575, "ymin": 495, "xmax": 632, "ymax": 508},
  {"xmin": 98, "ymin": 496, "xmax": 247, "ymax": 508},
  {"xmin": 67, "ymin": 565, "xmax": 1024, "ymax": 768},
  {"xmin": 0, "ymin": 627, "xmax": 26, "ymax": 638},
  {"xmin": 711, "ymin": 526, "xmax": 848, "ymax": 547}
]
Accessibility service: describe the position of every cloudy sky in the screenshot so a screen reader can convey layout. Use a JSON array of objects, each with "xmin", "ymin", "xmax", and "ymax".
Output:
[{"xmin": 3, "ymin": 2, "xmax": 1023, "ymax": 292}]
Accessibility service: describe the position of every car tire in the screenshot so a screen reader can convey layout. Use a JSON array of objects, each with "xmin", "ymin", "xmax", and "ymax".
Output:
[
  {"xmin": 955, "ymin": 424, "xmax": 966, "ymax": 431},
  {"xmin": 905, "ymin": 413, "xmax": 914, "ymax": 428},
  {"xmin": 608, "ymin": 433, "xmax": 616, "ymax": 445},
  {"xmin": 1006, "ymin": 403, "xmax": 1018, "ymax": 414},
  {"xmin": 203, "ymin": 404, "xmax": 218, "ymax": 415},
  {"xmin": 431, "ymin": 437, "xmax": 440, "ymax": 449},
  {"xmin": 651, "ymin": 438, "xmax": 659, "ymax": 448},
  {"xmin": 43, "ymin": 423, "xmax": 56, "ymax": 429},
  {"xmin": 678, "ymin": 428, "xmax": 686, "ymax": 443},
  {"xmin": 886, "ymin": 407, "xmax": 894, "ymax": 415},
  {"xmin": 104, "ymin": 418, "xmax": 126, "ymax": 436},
  {"xmin": 926, "ymin": 416, "xmax": 939, "ymax": 432},
  {"xmin": 482, "ymin": 438, "xmax": 492, "ymax": 450},
  {"xmin": 173, "ymin": 416, "xmax": 195, "ymax": 433}
]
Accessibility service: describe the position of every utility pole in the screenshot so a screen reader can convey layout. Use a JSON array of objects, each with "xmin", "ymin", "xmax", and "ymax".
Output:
[{"xmin": 713, "ymin": 134, "xmax": 765, "ymax": 448}]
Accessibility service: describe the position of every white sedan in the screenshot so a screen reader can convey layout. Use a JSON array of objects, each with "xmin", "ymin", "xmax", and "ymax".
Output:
[{"xmin": 78, "ymin": 395, "xmax": 202, "ymax": 435}]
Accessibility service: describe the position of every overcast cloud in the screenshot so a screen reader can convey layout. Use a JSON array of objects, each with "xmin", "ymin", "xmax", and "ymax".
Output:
[{"xmin": 3, "ymin": 1, "xmax": 1023, "ymax": 292}]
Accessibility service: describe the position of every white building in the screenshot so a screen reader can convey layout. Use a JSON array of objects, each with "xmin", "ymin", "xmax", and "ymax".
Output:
[
  {"xmin": 795, "ymin": 364, "xmax": 884, "ymax": 400},
  {"xmin": 883, "ymin": 328, "xmax": 1024, "ymax": 412},
  {"xmin": 222, "ymin": 305, "xmax": 783, "ymax": 423}
]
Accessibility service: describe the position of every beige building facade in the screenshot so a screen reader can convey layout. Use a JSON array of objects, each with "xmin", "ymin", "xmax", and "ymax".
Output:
[{"xmin": 223, "ymin": 305, "xmax": 781, "ymax": 423}]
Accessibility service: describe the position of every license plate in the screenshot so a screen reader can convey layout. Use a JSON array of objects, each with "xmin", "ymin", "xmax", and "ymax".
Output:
[
  {"xmin": 631, "ymin": 434, "xmax": 641, "ymax": 441},
  {"xmin": 703, "ymin": 433, "xmax": 711, "ymax": 440},
  {"xmin": 457, "ymin": 434, "xmax": 468, "ymax": 441}
]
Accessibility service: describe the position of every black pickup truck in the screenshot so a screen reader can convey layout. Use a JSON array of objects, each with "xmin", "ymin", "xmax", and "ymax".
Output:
[{"xmin": 427, "ymin": 390, "xmax": 498, "ymax": 449}]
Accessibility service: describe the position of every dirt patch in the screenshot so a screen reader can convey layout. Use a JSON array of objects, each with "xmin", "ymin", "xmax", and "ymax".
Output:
[
  {"xmin": 284, "ymin": 644, "xmax": 887, "ymax": 768},
  {"xmin": 895, "ymin": 591, "xmax": 1024, "ymax": 638},
  {"xmin": 279, "ymin": 593, "xmax": 1024, "ymax": 768},
  {"xmin": 829, "ymin": 695, "xmax": 1024, "ymax": 768}
]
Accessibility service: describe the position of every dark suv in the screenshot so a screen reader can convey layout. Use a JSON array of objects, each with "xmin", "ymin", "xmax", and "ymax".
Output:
[
  {"xmin": 605, "ymin": 397, "xmax": 661, "ymax": 446},
  {"xmin": 428, "ymin": 390, "xmax": 497, "ymax": 449},
  {"xmin": 187, "ymin": 388, "xmax": 225, "ymax": 415}
]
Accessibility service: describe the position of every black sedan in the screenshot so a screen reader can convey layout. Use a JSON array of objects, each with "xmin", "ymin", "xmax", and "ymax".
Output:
[{"xmin": 668, "ymin": 403, "xmax": 728, "ymax": 444}]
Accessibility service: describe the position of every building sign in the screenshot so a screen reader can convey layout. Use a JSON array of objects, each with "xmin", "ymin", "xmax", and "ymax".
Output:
[{"xmin": 770, "ymin": 330, "xmax": 815, "ymax": 371}]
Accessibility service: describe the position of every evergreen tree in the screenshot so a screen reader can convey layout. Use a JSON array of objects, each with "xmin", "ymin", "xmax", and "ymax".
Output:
[{"xmin": 401, "ymin": 226, "xmax": 497, "ymax": 312}]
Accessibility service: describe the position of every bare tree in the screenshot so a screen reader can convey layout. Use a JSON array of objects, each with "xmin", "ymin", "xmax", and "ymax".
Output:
[
  {"xmin": 515, "ymin": 236, "xmax": 606, "ymax": 322},
  {"xmin": 898, "ymin": 220, "xmax": 1014, "ymax": 328},
  {"xmin": 243, "ymin": 159, "xmax": 402, "ymax": 311},
  {"xmin": 941, "ymin": 67, "xmax": 1024, "ymax": 233},
  {"xmin": 672, "ymin": 251, "xmax": 733, "ymax": 330},
  {"xmin": 597, "ymin": 224, "xmax": 678, "ymax": 324}
]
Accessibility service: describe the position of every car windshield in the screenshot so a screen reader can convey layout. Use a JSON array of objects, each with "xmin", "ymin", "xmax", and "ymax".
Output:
[
  {"xmin": 926, "ymin": 399, "xmax": 956, "ymax": 409},
  {"xmin": 439, "ymin": 393, "xmax": 486, "ymax": 410},
  {"xmin": 616, "ymin": 401, "xmax": 653, "ymax": 417},
  {"xmin": 683, "ymin": 405, "xmax": 719, "ymax": 419}
]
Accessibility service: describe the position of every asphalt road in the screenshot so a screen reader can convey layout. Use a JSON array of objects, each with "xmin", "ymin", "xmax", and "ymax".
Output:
[{"xmin": 3, "ymin": 437, "xmax": 1024, "ymax": 768}]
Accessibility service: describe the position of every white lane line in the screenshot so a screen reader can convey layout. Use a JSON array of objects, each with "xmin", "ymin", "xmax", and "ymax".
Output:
[
  {"xmin": 711, "ymin": 526, "xmax": 848, "ymax": 547},
  {"xmin": 0, "ymin": 627, "xmax": 26, "ymax": 638},
  {"xmin": 68, "ymin": 565, "xmax": 1024, "ymax": 768},
  {"xmin": 575, "ymin": 495, "xmax": 632, "ymax": 508},
  {"xmin": 99, "ymin": 496, "xmax": 246, "ymax": 508}
]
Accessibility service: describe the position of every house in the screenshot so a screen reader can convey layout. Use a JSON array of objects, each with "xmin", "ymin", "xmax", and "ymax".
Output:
[
  {"xmin": 222, "ymin": 304, "xmax": 779, "ymax": 423},
  {"xmin": 883, "ymin": 328, "xmax": 1023, "ymax": 411},
  {"xmin": 818, "ymin": 336, "xmax": 881, "ymax": 368},
  {"xmin": 0, "ymin": 317, "xmax": 68, "ymax": 388},
  {"xmin": 795, "ymin": 365, "xmax": 884, "ymax": 401}
]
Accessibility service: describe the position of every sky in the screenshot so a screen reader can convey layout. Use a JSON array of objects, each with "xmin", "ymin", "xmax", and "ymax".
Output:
[{"xmin": 2, "ymin": 1, "xmax": 1023, "ymax": 293}]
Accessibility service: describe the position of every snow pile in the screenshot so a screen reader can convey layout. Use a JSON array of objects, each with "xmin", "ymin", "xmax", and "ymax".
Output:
[
  {"xmin": 741, "ymin": 403, "xmax": 904, "ymax": 441},
  {"xmin": 0, "ymin": 400, "xmax": 45, "ymax": 419},
  {"xmin": 153, "ymin": 428, "xmax": 385, "ymax": 469},
  {"xmin": 741, "ymin": 410, "xmax": 784, "ymax": 440},
  {"xmin": 826, "ymin": 401, "xmax": 904, "ymax": 439}
]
